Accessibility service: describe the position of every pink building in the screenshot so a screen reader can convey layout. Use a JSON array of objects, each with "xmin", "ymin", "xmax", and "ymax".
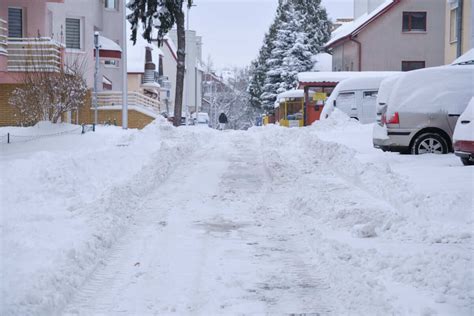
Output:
[{"xmin": 0, "ymin": 0, "xmax": 64, "ymax": 83}]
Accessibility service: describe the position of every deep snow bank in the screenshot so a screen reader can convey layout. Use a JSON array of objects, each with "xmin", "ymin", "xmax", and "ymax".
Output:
[
  {"xmin": 0, "ymin": 119, "xmax": 213, "ymax": 315},
  {"xmin": 250, "ymin": 113, "xmax": 473, "ymax": 314}
]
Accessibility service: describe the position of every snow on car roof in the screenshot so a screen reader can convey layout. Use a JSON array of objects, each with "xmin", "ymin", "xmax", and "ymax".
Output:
[
  {"xmin": 451, "ymin": 48, "xmax": 474, "ymax": 65},
  {"xmin": 387, "ymin": 65, "xmax": 474, "ymax": 115},
  {"xmin": 337, "ymin": 74, "xmax": 399, "ymax": 92},
  {"xmin": 325, "ymin": 0, "xmax": 395, "ymax": 48},
  {"xmin": 297, "ymin": 71, "xmax": 399, "ymax": 84}
]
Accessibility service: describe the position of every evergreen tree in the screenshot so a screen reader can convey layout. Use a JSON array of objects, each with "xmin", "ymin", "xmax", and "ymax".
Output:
[
  {"xmin": 127, "ymin": 0, "xmax": 193, "ymax": 127},
  {"xmin": 248, "ymin": 0, "xmax": 332, "ymax": 109}
]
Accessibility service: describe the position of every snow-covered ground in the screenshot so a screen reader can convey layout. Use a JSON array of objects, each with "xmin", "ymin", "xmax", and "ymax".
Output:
[{"xmin": 1, "ymin": 113, "xmax": 472, "ymax": 315}]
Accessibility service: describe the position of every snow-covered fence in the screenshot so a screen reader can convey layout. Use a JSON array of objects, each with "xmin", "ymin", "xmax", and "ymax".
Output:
[
  {"xmin": 97, "ymin": 91, "xmax": 161, "ymax": 111},
  {"xmin": 7, "ymin": 37, "xmax": 63, "ymax": 72},
  {"xmin": 0, "ymin": 126, "xmax": 84, "ymax": 144}
]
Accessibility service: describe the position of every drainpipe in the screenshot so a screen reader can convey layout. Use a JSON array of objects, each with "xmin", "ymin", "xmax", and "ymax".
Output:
[
  {"xmin": 456, "ymin": 0, "xmax": 464, "ymax": 57},
  {"xmin": 350, "ymin": 36, "xmax": 362, "ymax": 71}
]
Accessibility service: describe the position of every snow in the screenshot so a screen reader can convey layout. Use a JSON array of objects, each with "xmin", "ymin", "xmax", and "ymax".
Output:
[
  {"xmin": 312, "ymin": 53, "xmax": 333, "ymax": 72},
  {"xmin": 453, "ymin": 97, "xmax": 474, "ymax": 141},
  {"xmin": 1, "ymin": 113, "xmax": 473, "ymax": 315},
  {"xmin": 297, "ymin": 71, "xmax": 399, "ymax": 84},
  {"xmin": 387, "ymin": 65, "xmax": 474, "ymax": 116},
  {"xmin": 325, "ymin": 0, "xmax": 395, "ymax": 47},
  {"xmin": 97, "ymin": 35, "xmax": 122, "ymax": 52},
  {"xmin": 126, "ymin": 21, "xmax": 162, "ymax": 73},
  {"xmin": 452, "ymin": 48, "xmax": 474, "ymax": 65}
]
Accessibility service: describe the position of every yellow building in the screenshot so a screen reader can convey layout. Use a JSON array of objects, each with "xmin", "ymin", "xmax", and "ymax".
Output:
[{"xmin": 445, "ymin": 0, "xmax": 473, "ymax": 63}]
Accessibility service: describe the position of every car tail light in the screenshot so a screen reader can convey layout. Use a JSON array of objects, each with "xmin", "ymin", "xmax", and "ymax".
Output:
[{"xmin": 386, "ymin": 112, "xmax": 399, "ymax": 124}]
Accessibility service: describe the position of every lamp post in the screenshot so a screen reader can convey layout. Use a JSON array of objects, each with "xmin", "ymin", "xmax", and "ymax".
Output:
[
  {"xmin": 122, "ymin": 0, "xmax": 128, "ymax": 129},
  {"xmin": 93, "ymin": 32, "xmax": 100, "ymax": 125}
]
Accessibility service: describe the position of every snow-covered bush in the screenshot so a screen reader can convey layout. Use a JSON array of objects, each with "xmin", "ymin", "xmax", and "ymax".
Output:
[{"xmin": 9, "ymin": 57, "xmax": 88, "ymax": 125}]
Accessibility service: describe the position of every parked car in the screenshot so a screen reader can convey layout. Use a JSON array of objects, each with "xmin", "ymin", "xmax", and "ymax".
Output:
[
  {"xmin": 373, "ymin": 65, "xmax": 473, "ymax": 154},
  {"xmin": 193, "ymin": 112, "xmax": 210, "ymax": 127},
  {"xmin": 322, "ymin": 75, "xmax": 399, "ymax": 124},
  {"xmin": 453, "ymin": 97, "xmax": 474, "ymax": 165},
  {"xmin": 320, "ymin": 72, "xmax": 398, "ymax": 122}
]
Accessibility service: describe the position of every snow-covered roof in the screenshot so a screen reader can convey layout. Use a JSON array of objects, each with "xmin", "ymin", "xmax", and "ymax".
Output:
[
  {"xmin": 312, "ymin": 53, "xmax": 333, "ymax": 72},
  {"xmin": 98, "ymin": 35, "xmax": 122, "ymax": 52},
  {"xmin": 325, "ymin": 0, "xmax": 396, "ymax": 48},
  {"xmin": 298, "ymin": 71, "xmax": 399, "ymax": 84},
  {"xmin": 451, "ymin": 48, "xmax": 474, "ymax": 65},
  {"xmin": 127, "ymin": 21, "xmax": 162, "ymax": 73}
]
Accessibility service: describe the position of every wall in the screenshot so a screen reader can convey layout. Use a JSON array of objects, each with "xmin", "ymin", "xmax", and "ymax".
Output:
[
  {"xmin": 338, "ymin": 0, "xmax": 446, "ymax": 71},
  {"xmin": 159, "ymin": 39, "xmax": 177, "ymax": 112},
  {"xmin": 445, "ymin": 0, "xmax": 472, "ymax": 63},
  {"xmin": 0, "ymin": 0, "xmax": 51, "ymax": 38},
  {"xmin": 332, "ymin": 40, "xmax": 359, "ymax": 71},
  {"xmin": 0, "ymin": 84, "xmax": 20, "ymax": 126},
  {"xmin": 47, "ymin": 0, "xmax": 124, "ymax": 91}
]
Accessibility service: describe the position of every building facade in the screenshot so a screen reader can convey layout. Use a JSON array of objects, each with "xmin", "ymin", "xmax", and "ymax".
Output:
[
  {"xmin": 326, "ymin": 0, "xmax": 446, "ymax": 72},
  {"xmin": 445, "ymin": 0, "xmax": 473, "ymax": 64}
]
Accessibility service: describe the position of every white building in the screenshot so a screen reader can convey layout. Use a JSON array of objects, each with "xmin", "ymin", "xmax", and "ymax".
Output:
[{"xmin": 168, "ymin": 29, "xmax": 203, "ymax": 115}]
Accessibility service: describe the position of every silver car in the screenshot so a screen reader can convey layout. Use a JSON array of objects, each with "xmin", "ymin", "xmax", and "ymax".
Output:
[{"xmin": 373, "ymin": 65, "xmax": 473, "ymax": 154}]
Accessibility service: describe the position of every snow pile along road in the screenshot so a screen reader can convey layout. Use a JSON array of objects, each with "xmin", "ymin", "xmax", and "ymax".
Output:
[
  {"xmin": 1, "ymin": 112, "xmax": 472, "ymax": 315},
  {"xmin": 0, "ymin": 118, "xmax": 214, "ymax": 315}
]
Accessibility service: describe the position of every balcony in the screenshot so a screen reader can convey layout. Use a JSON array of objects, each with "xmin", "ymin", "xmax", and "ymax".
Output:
[
  {"xmin": 0, "ymin": 19, "xmax": 7, "ymax": 56},
  {"xmin": 6, "ymin": 37, "xmax": 63, "ymax": 72},
  {"xmin": 96, "ymin": 91, "xmax": 162, "ymax": 114}
]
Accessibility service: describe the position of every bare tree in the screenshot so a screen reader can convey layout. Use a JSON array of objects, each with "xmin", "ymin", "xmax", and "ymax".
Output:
[{"xmin": 9, "ymin": 40, "xmax": 88, "ymax": 125}]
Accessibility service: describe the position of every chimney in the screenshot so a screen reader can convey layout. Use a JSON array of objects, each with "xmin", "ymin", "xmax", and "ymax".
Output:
[{"xmin": 143, "ymin": 47, "xmax": 156, "ymax": 83}]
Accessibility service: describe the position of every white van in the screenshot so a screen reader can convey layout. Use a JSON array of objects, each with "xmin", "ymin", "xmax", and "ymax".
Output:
[{"xmin": 321, "ymin": 73, "xmax": 399, "ymax": 124}]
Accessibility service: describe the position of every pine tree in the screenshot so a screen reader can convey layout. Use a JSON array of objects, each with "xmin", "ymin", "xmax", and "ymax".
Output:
[
  {"xmin": 127, "ymin": 0, "xmax": 193, "ymax": 127},
  {"xmin": 248, "ymin": 0, "xmax": 331, "ymax": 109}
]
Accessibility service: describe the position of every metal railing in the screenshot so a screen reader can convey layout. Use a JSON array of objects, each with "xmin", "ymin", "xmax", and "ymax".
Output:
[
  {"xmin": 0, "ymin": 19, "xmax": 7, "ymax": 56},
  {"xmin": 7, "ymin": 37, "xmax": 63, "ymax": 72},
  {"xmin": 97, "ymin": 91, "xmax": 161, "ymax": 112}
]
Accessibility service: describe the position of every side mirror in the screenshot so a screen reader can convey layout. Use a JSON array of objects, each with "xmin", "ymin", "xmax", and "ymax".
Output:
[{"xmin": 333, "ymin": 100, "xmax": 337, "ymax": 107}]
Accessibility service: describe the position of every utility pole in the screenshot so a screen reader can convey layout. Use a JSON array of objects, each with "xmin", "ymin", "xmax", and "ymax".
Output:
[
  {"xmin": 94, "ymin": 32, "xmax": 100, "ymax": 125},
  {"xmin": 122, "ymin": 0, "xmax": 128, "ymax": 129}
]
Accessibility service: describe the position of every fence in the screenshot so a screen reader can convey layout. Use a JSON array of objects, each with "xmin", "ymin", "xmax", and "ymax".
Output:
[
  {"xmin": 97, "ymin": 91, "xmax": 161, "ymax": 112},
  {"xmin": 7, "ymin": 37, "xmax": 63, "ymax": 72},
  {"xmin": 0, "ymin": 124, "xmax": 94, "ymax": 144}
]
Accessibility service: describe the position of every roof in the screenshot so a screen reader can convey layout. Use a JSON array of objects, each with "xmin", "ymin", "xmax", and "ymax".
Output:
[
  {"xmin": 297, "ymin": 71, "xmax": 399, "ymax": 84},
  {"xmin": 98, "ymin": 35, "xmax": 122, "ymax": 52},
  {"xmin": 452, "ymin": 48, "xmax": 474, "ymax": 65},
  {"xmin": 325, "ymin": 0, "xmax": 398, "ymax": 48}
]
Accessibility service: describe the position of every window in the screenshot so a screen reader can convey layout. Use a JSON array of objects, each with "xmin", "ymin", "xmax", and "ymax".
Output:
[
  {"xmin": 363, "ymin": 91, "xmax": 378, "ymax": 98},
  {"xmin": 402, "ymin": 61, "xmax": 425, "ymax": 71},
  {"xmin": 104, "ymin": 59, "xmax": 119, "ymax": 67},
  {"xmin": 105, "ymin": 0, "xmax": 117, "ymax": 9},
  {"xmin": 8, "ymin": 8, "xmax": 23, "ymax": 38},
  {"xmin": 450, "ymin": 8, "xmax": 457, "ymax": 42},
  {"xmin": 65, "ymin": 18, "xmax": 81, "ymax": 49},
  {"xmin": 402, "ymin": 12, "xmax": 427, "ymax": 32}
]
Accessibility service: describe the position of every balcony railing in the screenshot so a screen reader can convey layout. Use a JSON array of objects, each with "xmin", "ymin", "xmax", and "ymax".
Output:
[
  {"xmin": 96, "ymin": 91, "xmax": 161, "ymax": 113},
  {"xmin": 7, "ymin": 37, "xmax": 63, "ymax": 72},
  {"xmin": 0, "ymin": 19, "xmax": 7, "ymax": 56}
]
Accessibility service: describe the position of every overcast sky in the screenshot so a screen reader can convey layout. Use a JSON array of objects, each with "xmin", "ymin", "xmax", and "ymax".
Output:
[{"xmin": 188, "ymin": 0, "xmax": 353, "ymax": 70}]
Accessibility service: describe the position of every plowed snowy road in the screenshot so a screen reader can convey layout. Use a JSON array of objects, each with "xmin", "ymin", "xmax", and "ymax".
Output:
[{"xmin": 63, "ymin": 131, "xmax": 336, "ymax": 315}]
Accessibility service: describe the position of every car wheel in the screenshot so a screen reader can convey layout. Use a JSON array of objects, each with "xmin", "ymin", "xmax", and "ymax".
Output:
[
  {"xmin": 461, "ymin": 157, "xmax": 474, "ymax": 166},
  {"xmin": 411, "ymin": 133, "xmax": 449, "ymax": 155}
]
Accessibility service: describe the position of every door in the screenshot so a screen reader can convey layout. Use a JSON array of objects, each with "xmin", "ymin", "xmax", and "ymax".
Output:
[
  {"xmin": 335, "ymin": 92, "xmax": 356, "ymax": 118},
  {"xmin": 360, "ymin": 90, "xmax": 378, "ymax": 124}
]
